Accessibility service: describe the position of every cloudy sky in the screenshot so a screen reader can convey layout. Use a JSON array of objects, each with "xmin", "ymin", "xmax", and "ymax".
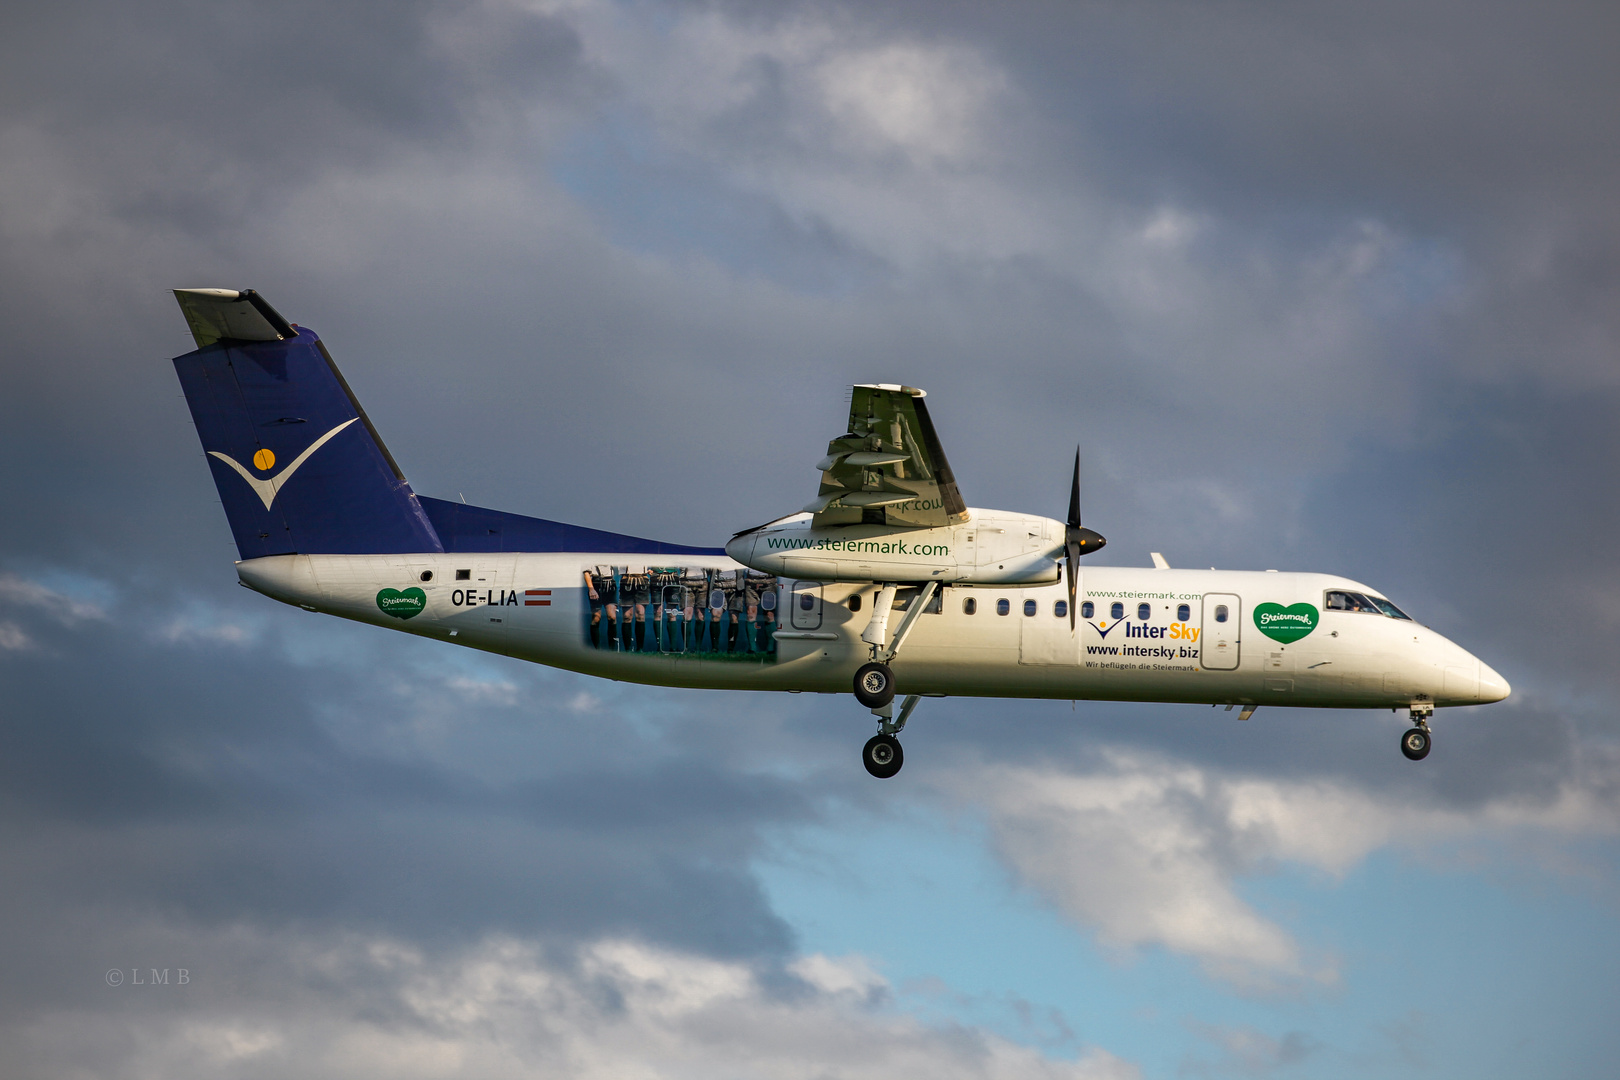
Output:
[{"xmin": 3, "ymin": 1, "xmax": 1619, "ymax": 1076}]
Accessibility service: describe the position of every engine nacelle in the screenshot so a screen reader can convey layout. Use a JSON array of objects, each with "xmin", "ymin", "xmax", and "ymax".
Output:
[{"xmin": 725, "ymin": 510, "xmax": 1064, "ymax": 585}]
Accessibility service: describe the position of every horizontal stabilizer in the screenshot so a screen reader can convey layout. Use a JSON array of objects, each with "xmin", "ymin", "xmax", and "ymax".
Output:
[{"xmin": 174, "ymin": 288, "xmax": 296, "ymax": 348}]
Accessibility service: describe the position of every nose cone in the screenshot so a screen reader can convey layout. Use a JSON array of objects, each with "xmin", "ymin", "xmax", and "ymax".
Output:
[{"xmin": 1476, "ymin": 661, "xmax": 1511, "ymax": 703}]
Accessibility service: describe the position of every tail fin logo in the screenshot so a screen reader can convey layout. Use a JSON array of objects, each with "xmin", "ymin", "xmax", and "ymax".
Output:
[{"xmin": 208, "ymin": 418, "xmax": 360, "ymax": 510}]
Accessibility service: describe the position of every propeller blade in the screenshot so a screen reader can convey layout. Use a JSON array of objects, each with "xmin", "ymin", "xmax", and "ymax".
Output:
[
  {"xmin": 1066, "ymin": 539, "xmax": 1079, "ymax": 630},
  {"xmin": 1063, "ymin": 448, "xmax": 1105, "ymax": 630},
  {"xmin": 1068, "ymin": 449, "xmax": 1082, "ymax": 528}
]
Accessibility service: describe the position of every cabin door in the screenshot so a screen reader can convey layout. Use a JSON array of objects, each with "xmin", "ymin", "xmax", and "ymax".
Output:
[
  {"xmin": 788, "ymin": 580, "xmax": 823, "ymax": 630},
  {"xmin": 1201, "ymin": 593, "xmax": 1241, "ymax": 670}
]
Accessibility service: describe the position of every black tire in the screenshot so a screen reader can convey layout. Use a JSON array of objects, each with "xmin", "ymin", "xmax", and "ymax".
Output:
[
  {"xmin": 863, "ymin": 734, "xmax": 904, "ymax": 778},
  {"xmin": 1400, "ymin": 727, "xmax": 1431, "ymax": 761},
  {"xmin": 853, "ymin": 662, "xmax": 895, "ymax": 709}
]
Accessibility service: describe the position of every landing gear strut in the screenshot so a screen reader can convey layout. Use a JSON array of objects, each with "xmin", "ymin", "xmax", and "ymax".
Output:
[
  {"xmin": 851, "ymin": 581, "xmax": 940, "ymax": 775},
  {"xmin": 1401, "ymin": 702, "xmax": 1433, "ymax": 761}
]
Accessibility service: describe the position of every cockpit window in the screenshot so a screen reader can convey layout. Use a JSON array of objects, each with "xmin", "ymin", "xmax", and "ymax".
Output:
[
  {"xmin": 1326, "ymin": 590, "xmax": 1414, "ymax": 620},
  {"xmin": 1369, "ymin": 596, "xmax": 1413, "ymax": 621}
]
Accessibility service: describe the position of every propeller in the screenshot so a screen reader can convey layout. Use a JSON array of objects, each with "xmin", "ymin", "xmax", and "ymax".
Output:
[{"xmin": 1065, "ymin": 448, "xmax": 1106, "ymax": 630}]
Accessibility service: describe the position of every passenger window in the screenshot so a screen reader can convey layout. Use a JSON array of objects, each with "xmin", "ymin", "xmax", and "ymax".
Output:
[
  {"xmin": 799, "ymin": 592, "xmax": 815, "ymax": 611},
  {"xmin": 996, "ymin": 598, "xmax": 1011, "ymax": 616},
  {"xmin": 849, "ymin": 594, "xmax": 862, "ymax": 612},
  {"xmin": 1137, "ymin": 603, "xmax": 1151, "ymax": 621},
  {"xmin": 1177, "ymin": 603, "xmax": 1190, "ymax": 622},
  {"xmin": 1215, "ymin": 604, "xmax": 1228, "ymax": 623},
  {"xmin": 1054, "ymin": 600, "xmax": 1068, "ymax": 618},
  {"xmin": 1024, "ymin": 599, "xmax": 1037, "ymax": 616},
  {"xmin": 963, "ymin": 596, "xmax": 977, "ymax": 615},
  {"xmin": 1110, "ymin": 602, "xmax": 1124, "ymax": 620},
  {"xmin": 1081, "ymin": 601, "xmax": 1094, "ymax": 619}
]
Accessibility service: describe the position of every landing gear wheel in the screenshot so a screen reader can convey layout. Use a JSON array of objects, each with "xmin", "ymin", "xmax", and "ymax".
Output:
[
  {"xmin": 853, "ymin": 662, "xmax": 895, "ymax": 709},
  {"xmin": 863, "ymin": 734, "xmax": 904, "ymax": 778},
  {"xmin": 1401, "ymin": 727, "xmax": 1431, "ymax": 761}
]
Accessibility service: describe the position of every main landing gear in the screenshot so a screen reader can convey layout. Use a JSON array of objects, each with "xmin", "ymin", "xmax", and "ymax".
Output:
[
  {"xmin": 863, "ymin": 695, "xmax": 920, "ymax": 778},
  {"xmin": 852, "ymin": 581, "xmax": 939, "ymax": 778},
  {"xmin": 854, "ymin": 662, "xmax": 895, "ymax": 709},
  {"xmin": 1401, "ymin": 701, "xmax": 1434, "ymax": 761},
  {"xmin": 863, "ymin": 733, "xmax": 903, "ymax": 778}
]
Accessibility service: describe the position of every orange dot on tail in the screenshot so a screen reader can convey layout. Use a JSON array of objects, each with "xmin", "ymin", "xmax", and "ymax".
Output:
[{"xmin": 253, "ymin": 448, "xmax": 276, "ymax": 471}]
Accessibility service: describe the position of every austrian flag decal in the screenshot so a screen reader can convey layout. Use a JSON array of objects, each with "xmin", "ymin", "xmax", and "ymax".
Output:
[{"xmin": 524, "ymin": 590, "xmax": 552, "ymax": 607}]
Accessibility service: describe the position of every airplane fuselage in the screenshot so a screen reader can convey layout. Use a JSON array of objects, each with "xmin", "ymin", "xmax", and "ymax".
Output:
[{"xmin": 237, "ymin": 535, "xmax": 1507, "ymax": 711}]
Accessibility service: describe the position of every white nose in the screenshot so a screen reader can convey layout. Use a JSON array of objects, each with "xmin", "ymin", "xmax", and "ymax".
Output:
[{"xmin": 1476, "ymin": 661, "xmax": 1511, "ymax": 703}]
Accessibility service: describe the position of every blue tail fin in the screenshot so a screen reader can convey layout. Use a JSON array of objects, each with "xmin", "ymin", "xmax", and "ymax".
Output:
[{"xmin": 172, "ymin": 289, "xmax": 442, "ymax": 559}]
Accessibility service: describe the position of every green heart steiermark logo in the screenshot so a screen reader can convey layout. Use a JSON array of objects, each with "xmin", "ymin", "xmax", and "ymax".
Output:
[
  {"xmin": 1254, "ymin": 602, "xmax": 1318, "ymax": 643},
  {"xmin": 376, "ymin": 587, "xmax": 427, "ymax": 620}
]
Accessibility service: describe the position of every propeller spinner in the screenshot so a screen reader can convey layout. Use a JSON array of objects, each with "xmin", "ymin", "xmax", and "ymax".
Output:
[{"xmin": 1065, "ymin": 449, "xmax": 1106, "ymax": 629}]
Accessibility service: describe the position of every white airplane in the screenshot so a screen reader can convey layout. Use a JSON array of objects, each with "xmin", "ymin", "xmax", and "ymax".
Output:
[{"xmin": 171, "ymin": 288, "xmax": 1510, "ymax": 777}]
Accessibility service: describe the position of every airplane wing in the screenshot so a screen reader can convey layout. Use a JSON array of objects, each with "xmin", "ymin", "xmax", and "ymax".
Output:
[{"xmin": 806, "ymin": 384, "xmax": 969, "ymax": 528}]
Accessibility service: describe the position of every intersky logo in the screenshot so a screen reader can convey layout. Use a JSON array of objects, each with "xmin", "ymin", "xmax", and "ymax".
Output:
[
  {"xmin": 208, "ymin": 418, "xmax": 358, "ymax": 510},
  {"xmin": 1087, "ymin": 619, "xmax": 1122, "ymax": 639}
]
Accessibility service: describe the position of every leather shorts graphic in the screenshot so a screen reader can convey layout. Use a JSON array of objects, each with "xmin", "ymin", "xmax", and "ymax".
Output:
[{"xmin": 583, "ymin": 566, "xmax": 779, "ymax": 659}]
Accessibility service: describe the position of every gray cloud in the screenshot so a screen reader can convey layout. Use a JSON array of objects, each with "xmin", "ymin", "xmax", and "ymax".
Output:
[{"xmin": 3, "ymin": 0, "xmax": 1620, "ymax": 1072}]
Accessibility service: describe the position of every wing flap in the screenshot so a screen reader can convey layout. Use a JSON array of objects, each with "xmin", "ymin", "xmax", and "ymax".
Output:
[{"xmin": 809, "ymin": 384, "xmax": 968, "ymax": 528}]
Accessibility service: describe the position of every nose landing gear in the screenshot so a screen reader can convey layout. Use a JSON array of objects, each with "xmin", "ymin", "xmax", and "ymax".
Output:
[
  {"xmin": 1401, "ymin": 702, "xmax": 1433, "ymax": 761},
  {"xmin": 1400, "ymin": 727, "xmax": 1431, "ymax": 760}
]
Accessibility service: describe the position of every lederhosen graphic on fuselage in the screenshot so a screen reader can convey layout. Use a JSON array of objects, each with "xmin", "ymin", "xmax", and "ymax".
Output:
[{"xmin": 579, "ymin": 565, "xmax": 779, "ymax": 659}]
